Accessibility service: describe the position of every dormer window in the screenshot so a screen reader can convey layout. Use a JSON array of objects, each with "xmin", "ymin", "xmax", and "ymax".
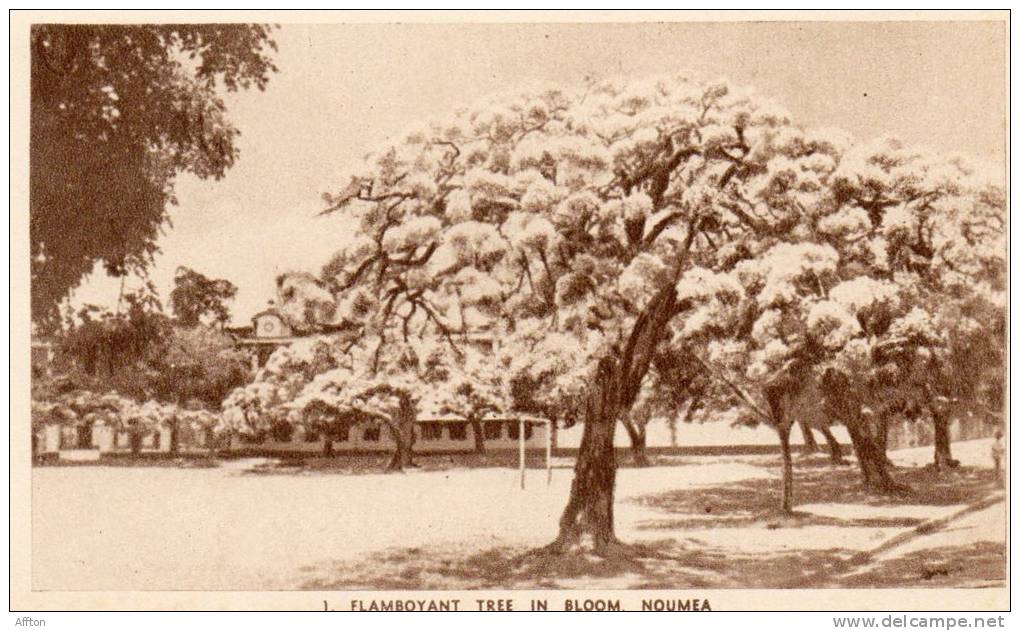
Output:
[{"xmin": 252, "ymin": 310, "xmax": 291, "ymax": 338}]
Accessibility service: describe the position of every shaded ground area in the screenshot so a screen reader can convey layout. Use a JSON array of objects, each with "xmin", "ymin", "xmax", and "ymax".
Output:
[
  {"xmin": 633, "ymin": 458, "xmax": 998, "ymax": 531},
  {"xmin": 840, "ymin": 541, "xmax": 1006, "ymax": 588},
  {"xmin": 300, "ymin": 539, "xmax": 855, "ymax": 590},
  {"xmin": 299, "ymin": 453, "xmax": 1004, "ymax": 590}
]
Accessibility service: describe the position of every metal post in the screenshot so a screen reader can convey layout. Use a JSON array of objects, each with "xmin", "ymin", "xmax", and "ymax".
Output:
[
  {"xmin": 519, "ymin": 418, "xmax": 526, "ymax": 490},
  {"xmin": 545, "ymin": 419, "xmax": 552, "ymax": 486}
]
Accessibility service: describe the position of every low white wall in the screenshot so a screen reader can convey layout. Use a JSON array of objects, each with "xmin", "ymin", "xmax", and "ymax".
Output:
[{"xmin": 233, "ymin": 421, "xmax": 550, "ymax": 453}]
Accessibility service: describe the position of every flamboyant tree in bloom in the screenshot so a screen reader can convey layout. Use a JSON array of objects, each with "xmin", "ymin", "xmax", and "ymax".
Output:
[
  {"xmin": 291, "ymin": 337, "xmax": 449, "ymax": 471},
  {"xmin": 676, "ymin": 134, "xmax": 1004, "ymax": 495},
  {"xmin": 306, "ymin": 73, "xmax": 832, "ymax": 553},
  {"xmin": 417, "ymin": 341, "xmax": 513, "ymax": 453},
  {"xmin": 283, "ymin": 70, "xmax": 1005, "ymax": 551},
  {"xmin": 220, "ymin": 336, "xmax": 342, "ymax": 443},
  {"xmin": 811, "ymin": 138, "xmax": 1005, "ymax": 480},
  {"xmin": 673, "ymin": 242, "xmax": 848, "ymax": 512},
  {"xmin": 275, "ymin": 272, "xmax": 339, "ymax": 332}
]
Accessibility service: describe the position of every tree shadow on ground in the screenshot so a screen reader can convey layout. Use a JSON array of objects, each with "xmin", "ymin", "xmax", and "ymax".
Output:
[
  {"xmin": 836, "ymin": 541, "xmax": 1006, "ymax": 588},
  {"xmin": 298, "ymin": 539, "xmax": 854, "ymax": 590},
  {"xmin": 295, "ymin": 459, "xmax": 1001, "ymax": 590},
  {"xmin": 631, "ymin": 462, "xmax": 998, "ymax": 531}
]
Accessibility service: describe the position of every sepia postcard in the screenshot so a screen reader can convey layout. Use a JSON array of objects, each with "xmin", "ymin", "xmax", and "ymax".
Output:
[{"xmin": 9, "ymin": 10, "xmax": 1010, "ymax": 613}]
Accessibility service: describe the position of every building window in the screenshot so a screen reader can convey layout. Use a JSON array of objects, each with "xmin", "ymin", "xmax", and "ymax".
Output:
[
  {"xmin": 421, "ymin": 422, "xmax": 442, "ymax": 441},
  {"xmin": 483, "ymin": 421, "xmax": 502, "ymax": 440},
  {"xmin": 77, "ymin": 424, "xmax": 93, "ymax": 449},
  {"xmin": 448, "ymin": 422, "xmax": 468, "ymax": 441},
  {"xmin": 507, "ymin": 421, "xmax": 520, "ymax": 440},
  {"xmin": 524, "ymin": 422, "xmax": 534, "ymax": 440},
  {"xmin": 60, "ymin": 427, "xmax": 77, "ymax": 450},
  {"xmin": 362, "ymin": 426, "xmax": 381, "ymax": 442}
]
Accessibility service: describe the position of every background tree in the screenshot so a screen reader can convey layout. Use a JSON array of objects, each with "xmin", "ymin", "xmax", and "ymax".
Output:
[
  {"xmin": 54, "ymin": 280, "xmax": 249, "ymax": 445},
  {"xmin": 169, "ymin": 266, "xmax": 238, "ymax": 327},
  {"xmin": 622, "ymin": 346, "xmax": 709, "ymax": 466},
  {"xmin": 290, "ymin": 339, "xmax": 434, "ymax": 472},
  {"xmin": 814, "ymin": 138, "xmax": 1005, "ymax": 480},
  {"xmin": 419, "ymin": 341, "xmax": 512, "ymax": 454},
  {"xmin": 57, "ymin": 283, "xmax": 171, "ymax": 396},
  {"xmin": 221, "ymin": 336, "xmax": 342, "ymax": 445},
  {"xmin": 31, "ymin": 24, "xmax": 277, "ymax": 328},
  {"xmin": 675, "ymin": 243, "xmax": 847, "ymax": 513},
  {"xmin": 147, "ymin": 324, "xmax": 250, "ymax": 450}
]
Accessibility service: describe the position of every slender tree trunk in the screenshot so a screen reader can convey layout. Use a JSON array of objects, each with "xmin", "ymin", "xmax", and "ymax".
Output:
[
  {"xmin": 819, "ymin": 426, "xmax": 846, "ymax": 464},
  {"xmin": 622, "ymin": 420, "xmax": 650, "ymax": 467},
  {"xmin": 777, "ymin": 424, "xmax": 795, "ymax": 513},
  {"xmin": 385, "ymin": 432, "xmax": 414, "ymax": 472},
  {"xmin": 668, "ymin": 417, "xmax": 678, "ymax": 448},
  {"xmin": 322, "ymin": 438, "xmax": 334, "ymax": 457},
  {"xmin": 469, "ymin": 418, "xmax": 485, "ymax": 454},
  {"xmin": 932, "ymin": 412, "xmax": 958, "ymax": 470},
  {"xmin": 169, "ymin": 419, "xmax": 179, "ymax": 455},
  {"xmin": 385, "ymin": 440, "xmax": 409, "ymax": 471},
  {"xmin": 798, "ymin": 419, "xmax": 819, "ymax": 454},
  {"xmin": 384, "ymin": 410, "xmax": 417, "ymax": 473},
  {"xmin": 632, "ymin": 430, "xmax": 649, "ymax": 467}
]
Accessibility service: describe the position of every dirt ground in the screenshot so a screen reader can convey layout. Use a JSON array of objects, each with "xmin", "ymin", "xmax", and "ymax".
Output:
[{"xmin": 31, "ymin": 439, "xmax": 1005, "ymax": 590}]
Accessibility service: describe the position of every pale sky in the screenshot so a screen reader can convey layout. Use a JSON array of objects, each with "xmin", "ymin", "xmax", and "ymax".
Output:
[{"xmin": 69, "ymin": 20, "xmax": 1008, "ymax": 325}]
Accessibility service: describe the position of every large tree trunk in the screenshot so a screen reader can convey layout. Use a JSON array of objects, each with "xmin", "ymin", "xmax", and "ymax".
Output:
[
  {"xmin": 874, "ymin": 415, "xmax": 889, "ymax": 454},
  {"xmin": 846, "ymin": 420, "xmax": 906, "ymax": 493},
  {"xmin": 547, "ymin": 371, "xmax": 620, "ymax": 554},
  {"xmin": 798, "ymin": 419, "xmax": 819, "ymax": 454},
  {"xmin": 870, "ymin": 413, "xmax": 895, "ymax": 466},
  {"xmin": 622, "ymin": 420, "xmax": 650, "ymax": 467},
  {"xmin": 819, "ymin": 426, "xmax": 846, "ymax": 464},
  {"xmin": 777, "ymin": 423, "xmax": 794, "ymax": 513},
  {"xmin": 546, "ymin": 285, "xmax": 678, "ymax": 555},
  {"xmin": 469, "ymin": 418, "xmax": 485, "ymax": 454},
  {"xmin": 932, "ymin": 412, "xmax": 958, "ymax": 471}
]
